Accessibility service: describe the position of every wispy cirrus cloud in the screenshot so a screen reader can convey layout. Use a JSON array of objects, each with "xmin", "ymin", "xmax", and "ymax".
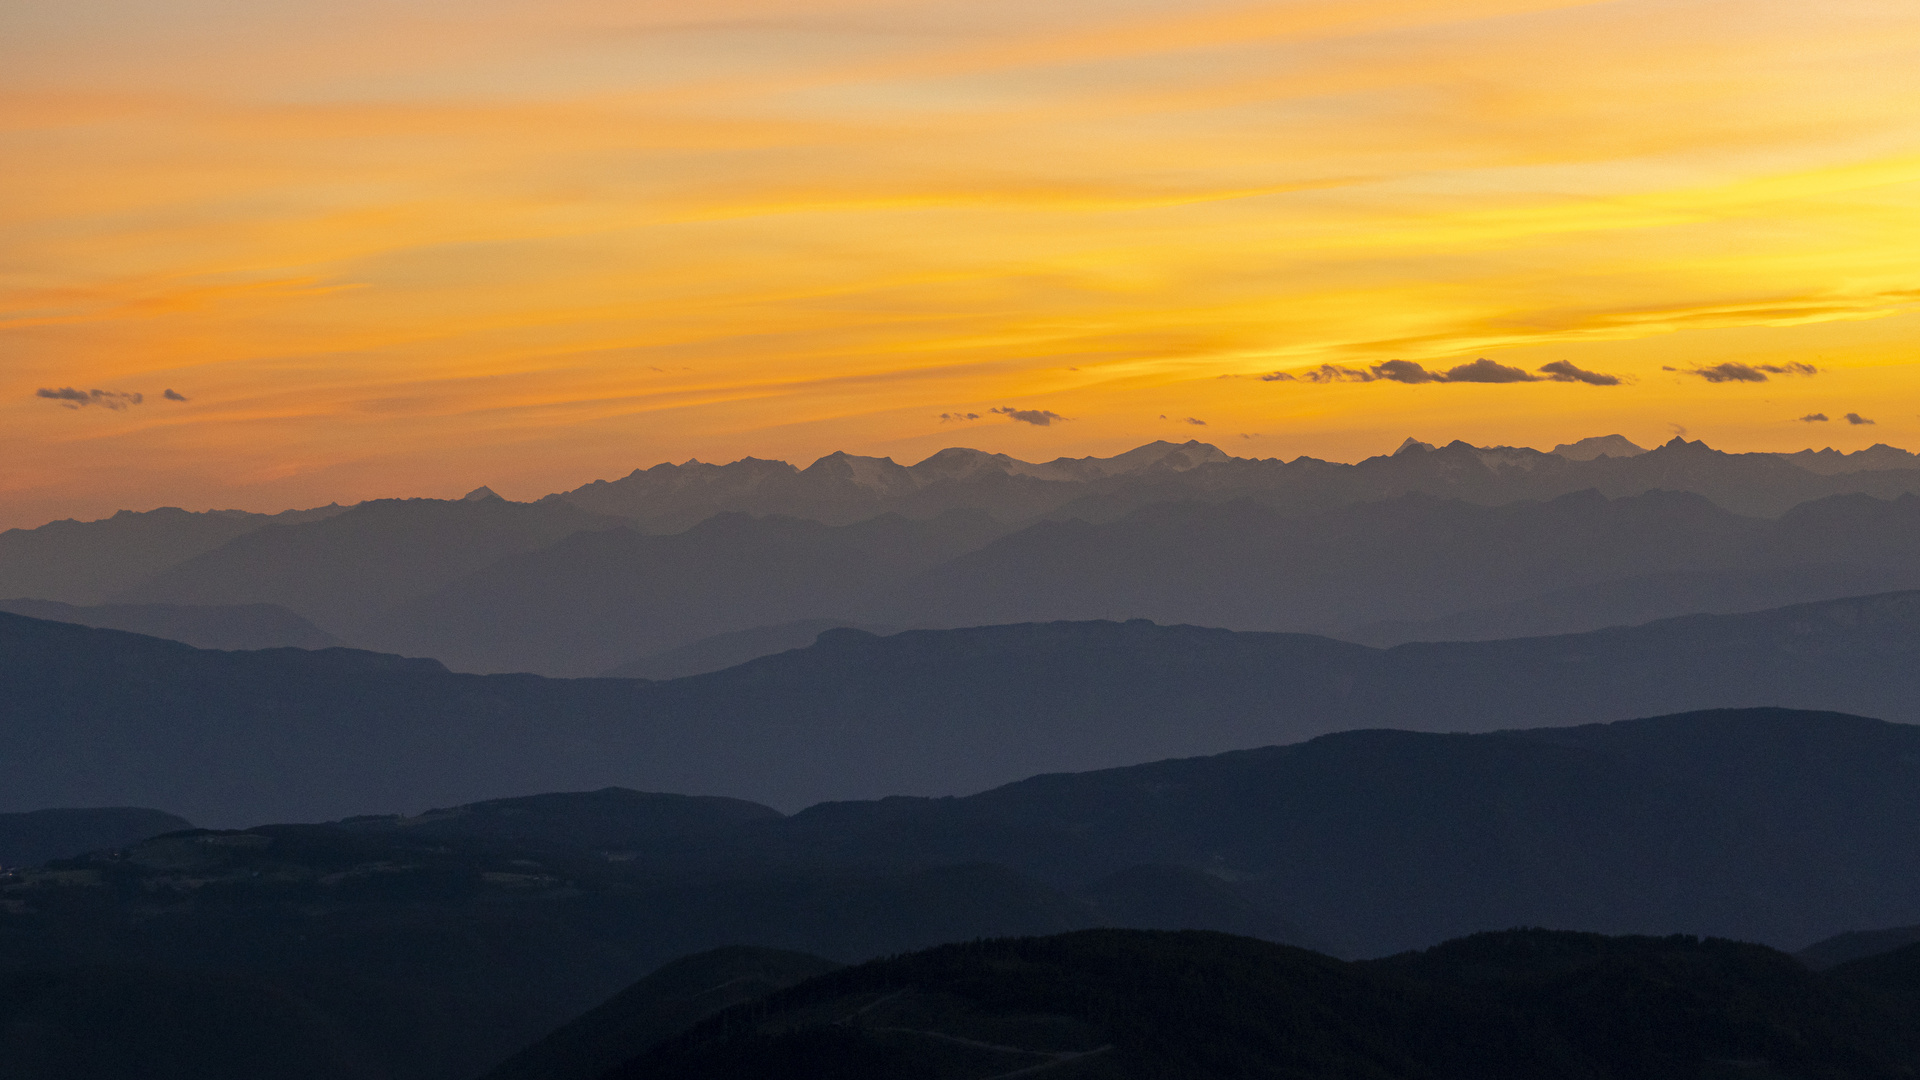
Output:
[{"xmin": 1665, "ymin": 362, "xmax": 1818, "ymax": 383}]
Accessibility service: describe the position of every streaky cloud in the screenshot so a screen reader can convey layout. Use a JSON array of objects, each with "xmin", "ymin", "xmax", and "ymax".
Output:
[
  {"xmin": 1265, "ymin": 357, "xmax": 1622, "ymax": 387},
  {"xmin": 36, "ymin": 387, "xmax": 144, "ymax": 411},
  {"xmin": 1671, "ymin": 361, "xmax": 1818, "ymax": 383}
]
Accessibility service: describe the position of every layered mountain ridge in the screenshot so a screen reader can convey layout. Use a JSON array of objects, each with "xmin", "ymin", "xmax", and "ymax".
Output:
[
  {"xmin": 7, "ymin": 590, "xmax": 1920, "ymax": 824},
  {"xmin": 5, "ymin": 435, "xmax": 1920, "ymax": 674}
]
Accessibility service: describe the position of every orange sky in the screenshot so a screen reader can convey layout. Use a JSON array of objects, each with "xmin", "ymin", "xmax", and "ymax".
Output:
[{"xmin": 4, "ymin": 0, "xmax": 1919, "ymax": 528}]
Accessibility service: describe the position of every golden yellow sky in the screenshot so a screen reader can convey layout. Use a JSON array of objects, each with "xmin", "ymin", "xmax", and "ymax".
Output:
[{"xmin": 4, "ymin": 0, "xmax": 1919, "ymax": 527}]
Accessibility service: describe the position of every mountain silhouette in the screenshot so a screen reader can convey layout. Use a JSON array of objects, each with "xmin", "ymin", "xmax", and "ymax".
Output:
[
  {"xmin": 12, "ymin": 707, "xmax": 1920, "ymax": 1077},
  {"xmin": 866, "ymin": 489, "xmax": 1920, "ymax": 641},
  {"xmin": 0, "ymin": 807, "xmax": 191, "ymax": 869},
  {"xmin": 113, "ymin": 495, "xmax": 620, "ymax": 641},
  {"xmin": 1550, "ymin": 433, "xmax": 1646, "ymax": 459},
  {"xmin": 8, "ymin": 591, "xmax": 1920, "ymax": 823},
  {"xmin": 0, "ymin": 504, "xmax": 345, "ymax": 605},
  {"xmin": 0, "ymin": 599, "xmax": 340, "ymax": 651},
  {"xmin": 601, "ymin": 618, "xmax": 905, "ymax": 679},
  {"xmin": 479, "ymin": 946, "xmax": 840, "ymax": 1080},
  {"xmin": 550, "ymin": 440, "xmax": 1229, "ymax": 531},
  {"xmin": 6, "ymin": 438, "xmax": 1920, "ymax": 675},
  {"xmin": 605, "ymin": 928, "xmax": 1920, "ymax": 1080},
  {"xmin": 383, "ymin": 510, "xmax": 1003, "ymax": 675}
]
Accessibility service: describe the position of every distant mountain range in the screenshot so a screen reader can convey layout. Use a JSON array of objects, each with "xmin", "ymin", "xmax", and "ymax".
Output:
[
  {"xmin": 9, "ymin": 707, "xmax": 1920, "ymax": 1078},
  {"xmin": 4, "ymin": 436, "xmax": 1919, "ymax": 675},
  {"xmin": 0, "ymin": 503, "xmax": 347, "ymax": 605},
  {"xmin": 546, "ymin": 434, "xmax": 1920, "ymax": 528},
  {"xmin": 862, "ymin": 488, "xmax": 1920, "ymax": 643},
  {"xmin": 6, "ymin": 590, "xmax": 1920, "ymax": 825}
]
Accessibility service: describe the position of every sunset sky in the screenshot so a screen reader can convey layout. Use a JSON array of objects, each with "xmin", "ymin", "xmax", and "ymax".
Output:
[{"xmin": 4, "ymin": 0, "xmax": 1919, "ymax": 528}]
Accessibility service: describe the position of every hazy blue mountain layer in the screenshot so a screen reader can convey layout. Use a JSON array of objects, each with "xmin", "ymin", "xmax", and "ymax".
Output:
[
  {"xmin": 114, "ymin": 494, "xmax": 621, "ymax": 642},
  {"xmin": 600, "ymin": 619, "xmax": 905, "ymax": 680},
  {"xmin": 0, "ymin": 807, "xmax": 191, "ymax": 869},
  {"xmin": 0, "ymin": 599, "xmax": 340, "ymax": 651},
  {"xmin": 7, "ymin": 592, "xmax": 1920, "ymax": 823},
  {"xmin": 864, "ymin": 489, "xmax": 1920, "ymax": 640},
  {"xmin": 0, "ymin": 504, "xmax": 345, "ymax": 605},
  {"xmin": 382, "ymin": 509, "xmax": 1004, "ymax": 675}
]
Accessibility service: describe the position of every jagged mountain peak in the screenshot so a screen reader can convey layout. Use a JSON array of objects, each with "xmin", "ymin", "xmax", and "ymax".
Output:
[{"xmin": 1552, "ymin": 434, "xmax": 1647, "ymax": 460}]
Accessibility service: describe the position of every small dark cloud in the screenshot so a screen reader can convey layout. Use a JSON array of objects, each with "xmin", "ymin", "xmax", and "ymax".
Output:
[
  {"xmin": 36, "ymin": 387, "xmax": 144, "ymax": 411},
  {"xmin": 1798, "ymin": 413, "xmax": 1829, "ymax": 422},
  {"xmin": 991, "ymin": 406, "xmax": 1067, "ymax": 426},
  {"xmin": 1372, "ymin": 359, "xmax": 1439, "ymax": 383},
  {"xmin": 1539, "ymin": 360, "xmax": 1623, "ymax": 386},
  {"xmin": 162, "ymin": 388, "xmax": 189, "ymax": 402},
  {"xmin": 1239, "ymin": 432, "xmax": 1260, "ymax": 440},
  {"xmin": 1846, "ymin": 412, "xmax": 1875, "ymax": 425},
  {"xmin": 938, "ymin": 412, "xmax": 981, "ymax": 422},
  {"xmin": 1686, "ymin": 363, "xmax": 1768, "ymax": 383},
  {"xmin": 1675, "ymin": 361, "xmax": 1818, "ymax": 383},
  {"xmin": 1182, "ymin": 417, "xmax": 1206, "ymax": 426},
  {"xmin": 1441, "ymin": 358, "xmax": 1537, "ymax": 383},
  {"xmin": 1267, "ymin": 357, "xmax": 1621, "ymax": 387},
  {"xmin": 1669, "ymin": 422, "xmax": 1689, "ymax": 438}
]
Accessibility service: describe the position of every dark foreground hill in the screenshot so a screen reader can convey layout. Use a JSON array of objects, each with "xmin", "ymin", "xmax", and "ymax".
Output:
[
  {"xmin": 606, "ymin": 929, "xmax": 1920, "ymax": 1080},
  {"xmin": 0, "ymin": 802, "xmax": 1262, "ymax": 1080},
  {"xmin": 480, "ymin": 946, "xmax": 840, "ymax": 1080},
  {"xmin": 8, "ymin": 591, "xmax": 1920, "ymax": 823},
  {"xmin": 623, "ymin": 707, "xmax": 1920, "ymax": 957},
  {"xmin": 11, "ymin": 704, "xmax": 1920, "ymax": 1078}
]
